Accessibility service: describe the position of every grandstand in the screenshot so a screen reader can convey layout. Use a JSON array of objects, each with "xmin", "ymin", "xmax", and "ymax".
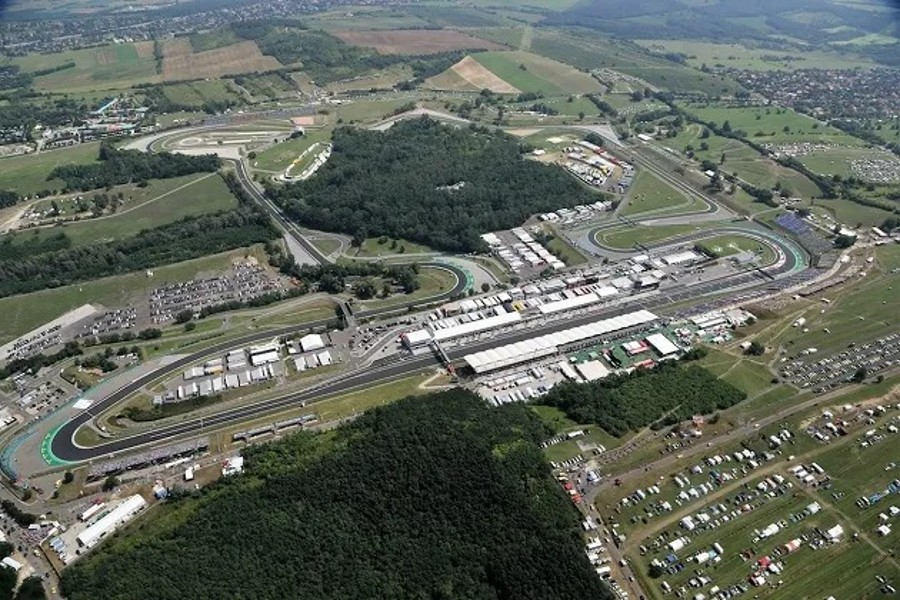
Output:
[{"xmin": 774, "ymin": 213, "xmax": 835, "ymax": 267}]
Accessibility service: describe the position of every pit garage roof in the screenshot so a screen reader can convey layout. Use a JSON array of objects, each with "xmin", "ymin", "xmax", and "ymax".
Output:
[
  {"xmin": 431, "ymin": 310, "xmax": 521, "ymax": 342},
  {"xmin": 464, "ymin": 309, "xmax": 657, "ymax": 373},
  {"xmin": 538, "ymin": 292, "xmax": 600, "ymax": 315},
  {"xmin": 646, "ymin": 332, "xmax": 679, "ymax": 356}
]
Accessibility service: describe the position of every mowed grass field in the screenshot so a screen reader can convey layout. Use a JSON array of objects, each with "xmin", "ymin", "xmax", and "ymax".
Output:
[
  {"xmin": 12, "ymin": 43, "xmax": 159, "ymax": 93},
  {"xmin": 593, "ymin": 223, "xmax": 713, "ymax": 250},
  {"xmin": 695, "ymin": 234, "xmax": 777, "ymax": 264},
  {"xmin": 11, "ymin": 173, "xmax": 236, "ymax": 247},
  {"xmin": 251, "ymin": 129, "xmax": 333, "ymax": 172},
  {"xmin": 161, "ymin": 80, "xmax": 242, "ymax": 109},
  {"xmin": 621, "ymin": 170, "xmax": 694, "ymax": 217},
  {"xmin": 0, "ymin": 245, "xmax": 265, "ymax": 344},
  {"xmin": 685, "ymin": 104, "xmax": 860, "ymax": 145},
  {"xmin": 0, "ymin": 142, "xmax": 101, "ymax": 196}
]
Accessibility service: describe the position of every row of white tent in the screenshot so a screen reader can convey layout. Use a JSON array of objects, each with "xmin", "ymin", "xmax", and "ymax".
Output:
[{"xmin": 464, "ymin": 309, "xmax": 658, "ymax": 374}]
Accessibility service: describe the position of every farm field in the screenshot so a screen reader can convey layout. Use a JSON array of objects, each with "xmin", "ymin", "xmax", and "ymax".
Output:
[
  {"xmin": 12, "ymin": 173, "xmax": 237, "ymax": 247},
  {"xmin": 189, "ymin": 29, "xmax": 241, "ymax": 52},
  {"xmin": 683, "ymin": 104, "xmax": 861, "ymax": 145},
  {"xmin": 11, "ymin": 43, "xmax": 159, "ymax": 93},
  {"xmin": 332, "ymin": 29, "xmax": 503, "ymax": 55},
  {"xmin": 160, "ymin": 39, "xmax": 281, "ymax": 81},
  {"xmin": 485, "ymin": 50, "xmax": 602, "ymax": 94},
  {"xmin": 0, "ymin": 142, "xmax": 101, "ymax": 196},
  {"xmin": 621, "ymin": 170, "xmax": 694, "ymax": 217},
  {"xmin": 251, "ymin": 129, "xmax": 333, "ymax": 173},
  {"xmin": 472, "ymin": 51, "xmax": 563, "ymax": 95},
  {"xmin": 304, "ymin": 7, "xmax": 434, "ymax": 31},
  {"xmin": 0, "ymin": 245, "xmax": 268, "ymax": 345},
  {"xmin": 495, "ymin": 28, "xmax": 746, "ymax": 97},
  {"xmin": 635, "ymin": 39, "xmax": 874, "ymax": 71},
  {"xmin": 431, "ymin": 56, "xmax": 519, "ymax": 94}
]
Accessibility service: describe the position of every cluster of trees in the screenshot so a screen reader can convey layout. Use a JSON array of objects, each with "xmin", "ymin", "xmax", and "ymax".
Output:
[
  {"xmin": 0, "ymin": 190, "xmax": 20, "ymax": 209},
  {"xmin": 0, "ymin": 96, "xmax": 87, "ymax": 131},
  {"xmin": 0, "ymin": 341, "xmax": 82, "ymax": 381},
  {"xmin": 0, "ymin": 539, "xmax": 44, "ymax": 600},
  {"xmin": 539, "ymin": 362, "xmax": 746, "ymax": 436},
  {"xmin": 77, "ymin": 351, "xmax": 119, "ymax": 373},
  {"xmin": 0, "ymin": 500, "xmax": 36, "ymax": 528},
  {"xmin": 269, "ymin": 118, "xmax": 601, "ymax": 252},
  {"xmin": 0, "ymin": 205, "xmax": 278, "ymax": 298},
  {"xmin": 63, "ymin": 391, "xmax": 611, "ymax": 600},
  {"xmin": 49, "ymin": 144, "xmax": 220, "ymax": 192},
  {"xmin": 267, "ymin": 241, "xmax": 422, "ymax": 296}
]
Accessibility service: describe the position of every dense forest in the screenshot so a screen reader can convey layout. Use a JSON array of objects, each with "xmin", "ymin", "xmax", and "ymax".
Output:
[
  {"xmin": 270, "ymin": 118, "xmax": 600, "ymax": 252},
  {"xmin": 62, "ymin": 392, "xmax": 611, "ymax": 600},
  {"xmin": 49, "ymin": 144, "xmax": 220, "ymax": 192},
  {"xmin": 539, "ymin": 363, "xmax": 746, "ymax": 436}
]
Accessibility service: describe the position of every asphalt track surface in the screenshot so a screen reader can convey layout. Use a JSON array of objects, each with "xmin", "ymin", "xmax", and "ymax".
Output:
[
  {"xmin": 48, "ymin": 121, "xmax": 806, "ymax": 463},
  {"xmin": 50, "ymin": 235, "xmax": 807, "ymax": 463}
]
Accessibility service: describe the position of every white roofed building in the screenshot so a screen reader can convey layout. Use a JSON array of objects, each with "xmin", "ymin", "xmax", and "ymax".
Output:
[
  {"xmin": 646, "ymin": 333, "xmax": 680, "ymax": 357},
  {"xmin": 299, "ymin": 334, "xmax": 325, "ymax": 353}
]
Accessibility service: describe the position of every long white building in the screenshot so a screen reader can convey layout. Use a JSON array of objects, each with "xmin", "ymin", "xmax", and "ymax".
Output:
[
  {"xmin": 76, "ymin": 494, "xmax": 147, "ymax": 549},
  {"xmin": 464, "ymin": 309, "xmax": 658, "ymax": 374}
]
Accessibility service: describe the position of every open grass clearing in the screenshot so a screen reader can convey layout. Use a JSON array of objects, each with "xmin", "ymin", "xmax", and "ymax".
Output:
[
  {"xmin": 12, "ymin": 173, "xmax": 237, "ymax": 247},
  {"xmin": 332, "ymin": 97, "xmax": 422, "ymax": 124},
  {"xmin": 593, "ymin": 223, "xmax": 714, "ymax": 250},
  {"xmin": 544, "ymin": 229, "xmax": 588, "ymax": 266},
  {"xmin": 0, "ymin": 245, "xmax": 268, "ymax": 345},
  {"xmin": 304, "ymin": 7, "xmax": 434, "ymax": 31},
  {"xmin": 352, "ymin": 236, "xmax": 434, "ymax": 258},
  {"xmin": 621, "ymin": 170, "xmax": 695, "ymax": 217},
  {"xmin": 759, "ymin": 244, "xmax": 900, "ymax": 358},
  {"xmin": 0, "ymin": 142, "xmax": 101, "ymax": 196},
  {"xmin": 160, "ymin": 80, "xmax": 242, "ymax": 109},
  {"xmin": 484, "ymin": 50, "xmax": 602, "ymax": 94},
  {"xmin": 161, "ymin": 40, "xmax": 281, "ymax": 81},
  {"xmin": 685, "ymin": 104, "xmax": 860, "ymax": 146},
  {"xmin": 356, "ymin": 266, "xmax": 458, "ymax": 310},
  {"xmin": 695, "ymin": 234, "xmax": 778, "ymax": 264},
  {"xmin": 251, "ymin": 129, "xmax": 332, "ymax": 173}
]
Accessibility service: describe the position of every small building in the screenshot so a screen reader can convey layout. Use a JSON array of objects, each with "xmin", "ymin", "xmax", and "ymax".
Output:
[
  {"xmin": 1, "ymin": 557, "xmax": 22, "ymax": 572},
  {"xmin": 824, "ymin": 524, "xmax": 844, "ymax": 542},
  {"xmin": 575, "ymin": 360, "xmax": 610, "ymax": 382},
  {"xmin": 299, "ymin": 334, "xmax": 325, "ymax": 353},
  {"xmin": 402, "ymin": 329, "xmax": 432, "ymax": 349},
  {"xmin": 222, "ymin": 456, "xmax": 244, "ymax": 477},
  {"xmin": 646, "ymin": 333, "xmax": 679, "ymax": 357}
]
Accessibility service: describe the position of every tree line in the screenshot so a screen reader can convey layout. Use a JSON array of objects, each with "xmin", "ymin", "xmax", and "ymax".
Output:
[
  {"xmin": 0, "ymin": 207, "xmax": 278, "ymax": 298},
  {"xmin": 62, "ymin": 391, "xmax": 611, "ymax": 600},
  {"xmin": 48, "ymin": 144, "xmax": 220, "ymax": 192},
  {"xmin": 538, "ymin": 362, "xmax": 746, "ymax": 436},
  {"xmin": 269, "ymin": 118, "xmax": 602, "ymax": 253},
  {"xmin": 0, "ymin": 537, "xmax": 45, "ymax": 600}
]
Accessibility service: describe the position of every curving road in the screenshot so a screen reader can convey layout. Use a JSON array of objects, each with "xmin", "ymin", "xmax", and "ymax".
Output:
[{"xmin": 49, "ymin": 234, "xmax": 809, "ymax": 463}]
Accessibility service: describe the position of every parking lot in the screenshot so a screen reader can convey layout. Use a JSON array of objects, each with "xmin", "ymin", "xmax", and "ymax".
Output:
[{"xmin": 779, "ymin": 332, "xmax": 900, "ymax": 392}]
